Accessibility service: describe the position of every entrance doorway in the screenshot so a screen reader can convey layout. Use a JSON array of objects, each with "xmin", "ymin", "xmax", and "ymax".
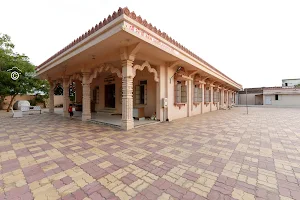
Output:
[{"xmin": 105, "ymin": 84, "xmax": 115, "ymax": 108}]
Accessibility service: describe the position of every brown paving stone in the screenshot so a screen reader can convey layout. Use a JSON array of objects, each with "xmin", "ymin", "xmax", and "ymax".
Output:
[{"xmin": 2, "ymin": 107, "xmax": 300, "ymax": 199}]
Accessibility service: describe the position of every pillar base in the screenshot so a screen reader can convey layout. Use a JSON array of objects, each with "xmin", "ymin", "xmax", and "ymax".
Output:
[
  {"xmin": 121, "ymin": 119, "xmax": 134, "ymax": 130},
  {"xmin": 82, "ymin": 114, "xmax": 91, "ymax": 121}
]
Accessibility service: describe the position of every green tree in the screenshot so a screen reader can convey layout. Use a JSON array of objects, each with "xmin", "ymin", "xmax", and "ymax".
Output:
[{"xmin": 0, "ymin": 33, "xmax": 49, "ymax": 111}]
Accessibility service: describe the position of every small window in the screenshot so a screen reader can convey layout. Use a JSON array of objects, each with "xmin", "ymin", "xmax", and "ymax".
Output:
[
  {"xmin": 194, "ymin": 85, "xmax": 202, "ymax": 103},
  {"xmin": 285, "ymin": 83, "xmax": 288, "ymax": 86},
  {"xmin": 175, "ymin": 81, "xmax": 187, "ymax": 103},
  {"xmin": 204, "ymin": 87, "xmax": 211, "ymax": 102},
  {"xmin": 213, "ymin": 90, "xmax": 220, "ymax": 103},
  {"xmin": 275, "ymin": 94, "xmax": 279, "ymax": 100}
]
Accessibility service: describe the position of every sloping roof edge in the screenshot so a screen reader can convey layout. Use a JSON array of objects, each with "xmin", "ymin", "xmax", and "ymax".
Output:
[{"xmin": 36, "ymin": 7, "xmax": 241, "ymax": 88}]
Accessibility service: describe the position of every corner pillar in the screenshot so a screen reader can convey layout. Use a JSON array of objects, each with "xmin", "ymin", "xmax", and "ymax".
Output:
[
  {"xmin": 82, "ymin": 70, "xmax": 91, "ymax": 121},
  {"xmin": 121, "ymin": 60, "xmax": 134, "ymax": 130}
]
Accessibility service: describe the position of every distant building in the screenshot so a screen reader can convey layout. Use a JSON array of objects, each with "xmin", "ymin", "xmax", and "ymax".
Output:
[
  {"xmin": 238, "ymin": 86, "xmax": 300, "ymax": 107},
  {"xmin": 282, "ymin": 78, "xmax": 300, "ymax": 87}
]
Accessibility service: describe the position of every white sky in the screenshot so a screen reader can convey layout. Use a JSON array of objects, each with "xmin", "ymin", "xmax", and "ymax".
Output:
[{"xmin": 1, "ymin": 0, "xmax": 300, "ymax": 88}]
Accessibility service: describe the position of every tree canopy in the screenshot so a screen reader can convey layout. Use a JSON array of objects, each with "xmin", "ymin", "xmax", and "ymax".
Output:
[{"xmin": 0, "ymin": 33, "xmax": 49, "ymax": 111}]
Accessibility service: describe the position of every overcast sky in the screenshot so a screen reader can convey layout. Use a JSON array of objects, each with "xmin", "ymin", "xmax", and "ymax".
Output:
[{"xmin": 1, "ymin": 0, "xmax": 299, "ymax": 88}]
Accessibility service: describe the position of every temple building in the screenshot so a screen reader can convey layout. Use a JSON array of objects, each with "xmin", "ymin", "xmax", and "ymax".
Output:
[{"xmin": 36, "ymin": 7, "xmax": 242, "ymax": 130}]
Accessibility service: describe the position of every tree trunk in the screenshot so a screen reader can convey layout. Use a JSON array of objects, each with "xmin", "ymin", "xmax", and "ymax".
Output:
[{"xmin": 6, "ymin": 94, "xmax": 17, "ymax": 112}]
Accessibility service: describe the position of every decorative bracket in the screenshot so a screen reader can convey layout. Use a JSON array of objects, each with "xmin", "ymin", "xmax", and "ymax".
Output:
[
  {"xmin": 168, "ymin": 60, "xmax": 181, "ymax": 69},
  {"xmin": 188, "ymin": 70, "xmax": 198, "ymax": 76},
  {"xmin": 120, "ymin": 43, "xmax": 141, "ymax": 61}
]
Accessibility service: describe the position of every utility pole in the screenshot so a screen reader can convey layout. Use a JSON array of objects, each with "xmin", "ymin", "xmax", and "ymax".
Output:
[{"xmin": 246, "ymin": 88, "xmax": 248, "ymax": 114}]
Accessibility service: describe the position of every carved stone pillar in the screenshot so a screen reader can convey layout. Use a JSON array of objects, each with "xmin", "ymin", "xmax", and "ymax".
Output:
[
  {"xmin": 63, "ymin": 77, "xmax": 70, "ymax": 117},
  {"xmin": 187, "ymin": 79, "xmax": 192, "ymax": 117},
  {"xmin": 201, "ymin": 83, "xmax": 205, "ymax": 114},
  {"xmin": 216, "ymin": 88, "xmax": 220, "ymax": 110},
  {"xmin": 220, "ymin": 88, "xmax": 224, "ymax": 109},
  {"xmin": 225, "ymin": 90, "xmax": 227, "ymax": 108},
  {"xmin": 156, "ymin": 65, "xmax": 166, "ymax": 121},
  {"xmin": 121, "ymin": 60, "xmax": 134, "ymax": 130},
  {"xmin": 49, "ymin": 81, "xmax": 55, "ymax": 113},
  {"xmin": 227, "ymin": 90, "xmax": 230, "ymax": 107},
  {"xmin": 82, "ymin": 70, "xmax": 91, "ymax": 121},
  {"xmin": 210, "ymin": 85, "xmax": 214, "ymax": 112},
  {"xmin": 230, "ymin": 91, "xmax": 233, "ymax": 106}
]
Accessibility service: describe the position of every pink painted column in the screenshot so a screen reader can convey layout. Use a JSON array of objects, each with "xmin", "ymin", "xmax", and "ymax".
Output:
[
  {"xmin": 201, "ymin": 83, "xmax": 205, "ymax": 114},
  {"xmin": 210, "ymin": 85, "xmax": 213, "ymax": 112},
  {"xmin": 63, "ymin": 77, "xmax": 70, "ymax": 117},
  {"xmin": 187, "ymin": 79, "xmax": 192, "ymax": 117},
  {"xmin": 216, "ymin": 88, "xmax": 220, "ymax": 110},
  {"xmin": 227, "ymin": 90, "xmax": 230, "ymax": 107},
  {"xmin": 82, "ymin": 70, "xmax": 91, "ymax": 121},
  {"xmin": 49, "ymin": 80, "xmax": 55, "ymax": 113},
  {"xmin": 220, "ymin": 87, "xmax": 224, "ymax": 109},
  {"xmin": 121, "ymin": 60, "xmax": 134, "ymax": 130},
  {"xmin": 156, "ymin": 65, "xmax": 166, "ymax": 121}
]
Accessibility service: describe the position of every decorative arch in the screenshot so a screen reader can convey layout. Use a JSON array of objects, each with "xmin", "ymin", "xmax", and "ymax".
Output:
[
  {"xmin": 68, "ymin": 73, "xmax": 82, "ymax": 85},
  {"xmin": 88, "ymin": 63, "xmax": 122, "ymax": 84},
  {"xmin": 132, "ymin": 61, "xmax": 159, "ymax": 82}
]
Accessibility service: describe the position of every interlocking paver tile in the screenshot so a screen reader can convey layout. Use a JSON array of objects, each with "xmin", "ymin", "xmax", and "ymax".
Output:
[{"xmin": 1, "ymin": 107, "xmax": 300, "ymax": 199}]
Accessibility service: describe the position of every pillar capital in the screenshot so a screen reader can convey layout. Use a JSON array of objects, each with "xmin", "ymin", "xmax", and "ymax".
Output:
[
  {"xmin": 81, "ymin": 68, "xmax": 91, "ymax": 74},
  {"xmin": 120, "ymin": 43, "xmax": 141, "ymax": 61},
  {"xmin": 121, "ymin": 59, "xmax": 134, "ymax": 67},
  {"xmin": 121, "ymin": 60, "xmax": 134, "ymax": 78}
]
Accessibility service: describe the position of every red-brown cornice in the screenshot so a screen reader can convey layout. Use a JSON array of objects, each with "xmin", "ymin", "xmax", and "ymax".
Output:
[
  {"xmin": 36, "ymin": 7, "xmax": 241, "ymax": 88},
  {"xmin": 36, "ymin": 7, "xmax": 125, "ymax": 70}
]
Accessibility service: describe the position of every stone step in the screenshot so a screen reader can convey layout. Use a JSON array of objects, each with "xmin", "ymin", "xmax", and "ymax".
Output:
[{"xmin": 88, "ymin": 119, "xmax": 121, "ymax": 129}]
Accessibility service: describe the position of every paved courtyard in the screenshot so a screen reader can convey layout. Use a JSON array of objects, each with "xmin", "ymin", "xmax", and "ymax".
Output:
[{"xmin": 1, "ymin": 107, "xmax": 300, "ymax": 200}]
